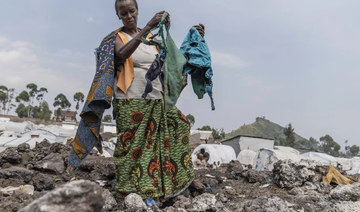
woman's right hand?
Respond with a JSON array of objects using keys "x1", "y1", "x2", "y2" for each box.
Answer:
[{"x1": 146, "y1": 11, "x2": 170, "y2": 29}]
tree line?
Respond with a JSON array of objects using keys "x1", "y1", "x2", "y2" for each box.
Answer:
[
  {"x1": 0, "y1": 83, "x2": 84, "y2": 121},
  {"x1": 280, "y1": 123, "x2": 359, "y2": 158}
]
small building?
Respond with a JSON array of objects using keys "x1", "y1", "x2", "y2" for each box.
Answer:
[
  {"x1": 191, "y1": 130, "x2": 214, "y2": 143},
  {"x1": 190, "y1": 130, "x2": 214, "y2": 151},
  {"x1": 53, "y1": 110, "x2": 76, "y2": 122},
  {"x1": 221, "y1": 135, "x2": 274, "y2": 157}
]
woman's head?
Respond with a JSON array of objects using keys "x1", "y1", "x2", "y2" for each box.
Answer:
[{"x1": 115, "y1": 0, "x2": 138, "y2": 28}]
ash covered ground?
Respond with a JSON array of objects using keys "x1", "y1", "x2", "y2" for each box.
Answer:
[{"x1": 0, "y1": 140, "x2": 359, "y2": 212}]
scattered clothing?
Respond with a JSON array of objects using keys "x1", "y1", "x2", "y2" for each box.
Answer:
[
  {"x1": 180, "y1": 27, "x2": 215, "y2": 110},
  {"x1": 323, "y1": 165, "x2": 354, "y2": 185}
]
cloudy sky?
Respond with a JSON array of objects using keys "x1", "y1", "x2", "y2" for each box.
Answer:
[{"x1": 1, "y1": 0, "x2": 360, "y2": 148}]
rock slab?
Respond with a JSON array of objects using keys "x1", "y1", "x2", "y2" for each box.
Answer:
[
  {"x1": 330, "y1": 183, "x2": 360, "y2": 201},
  {"x1": 124, "y1": 193, "x2": 147, "y2": 211},
  {"x1": 35, "y1": 153, "x2": 65, "y2": 174},
  {"x1": 19, "y1": 180, "x2": 105, "y2": 212}
]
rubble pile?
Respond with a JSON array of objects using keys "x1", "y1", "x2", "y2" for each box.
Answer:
[
  {"x1": 0, "y1": 141, "x2": 360, "y2": 212},
  {"x1": 273, "y1": 160, "x2": 318, "y2": 188}
]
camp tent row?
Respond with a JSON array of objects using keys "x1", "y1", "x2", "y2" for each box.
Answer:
[{"x1": 191, "y1": 134, "x2": 360, "y2": 175}]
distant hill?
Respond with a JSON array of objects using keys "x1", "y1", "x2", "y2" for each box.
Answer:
[{"x1": 225, "y1": 117, "x2": 307, "y2": 144}]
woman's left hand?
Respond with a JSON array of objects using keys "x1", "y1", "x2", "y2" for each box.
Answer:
[{"x1": 193, "y1": 23, "x2": 205, "y2": 37}]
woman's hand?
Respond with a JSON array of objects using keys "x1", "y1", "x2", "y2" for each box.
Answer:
[
  {"x1": 146, "y1": 11, "x2": 170, "y2": 29},
  {"x1": 193, "y1": 23, "x2": 205, "y2": 37}
]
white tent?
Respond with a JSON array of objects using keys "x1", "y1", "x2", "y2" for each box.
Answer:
[
  {"x1": 301, "y1": 152, "x2": 360, "y2": 175},
  {"x1": 237, "y1": 149, "x2": 258, "y2": 168},
  {"x1": 347, "y1": 157, "x2": 360, "y2": 175},
  {"x1": 192, "y1": 144, "x2": 236, "y2": 165},
  {"x1": 256, "y1": 146, "x2": 302, "y2": 170},
  {"x1": 301, "y1": 152, "x2": 335, "y2": 164}
]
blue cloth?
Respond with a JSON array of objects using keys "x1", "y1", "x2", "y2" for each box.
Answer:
[
  {"x1": 145, "y1": 198, "x2": 157, "y2": 207},
  {"x1": 67, "y1": 29, "x2": 119, "y2": 172},
  {"x1": 142, "y1": 49, "x2": 165, "y2": 98},
  {"x1": 180, "y1": 28, "x2": 215, "y2": 110}
]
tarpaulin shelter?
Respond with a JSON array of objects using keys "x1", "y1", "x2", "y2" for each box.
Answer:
[
  {"x1": 192, "y1": 144, "x2": 236, "y2": 165},
  {"x1": 255, "y1": 146, "x2": 302, "y2": 171}
]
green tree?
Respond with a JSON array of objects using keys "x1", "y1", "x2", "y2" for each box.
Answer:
[
  {"x1": 6, "y1": 88, "x2": 15, "y2": 115},
  {"x1": 53, "y1": 93, "x2": 71, "y2": 110},
  {"x1": 102, "y1": 114, "x2": 112, "y2": 122},
  {"x1": 346, "y1": 144, "x2": 360, "y2": 157},
  {"x1": 297, "y1": 137, "x2": 320, "y2": 150},
  {"x1": 283, "y1": 123, "x2": 295, "y2": 147},
  {"x1": 73, "y1": 92, "x2": 84, "y2": 122},
  {"x1": 198, "y1": 125, "x2": 212, "y2": 131},
  {"x1": 32, "y1": 101, "x2": 52, "y2": 120},
  {"x1": 186, "y1": 114, "x2": 195, "y2": 127},
  {"x1": 15, "y1": 103, "x2": 28, "y2": 118},
  {"x1": 16, "y1": 90, "x2": 30, "y2": 104},
  {"x1": 26, "y1": 83, "x2": 37, "y2": 116},
  {"x1": 0, "y1": 86, "x2": 15, "y2": 115},
  {"x1": 215, "y1": 128, "x2": 226, "y2": 140},
  {"x1": 36, "y1": 87, "x2": 48, "y2": 104},
  {"x1": 308, "y1": 137, "x2": 320, "y2": 150},
  {"x1": 25, "y1": 83, "x2": 48, "y2": 104},
  {"x1": 16, "y1": 90, "x2": 30, "y2": 117},
  {"x1": 349, "y1": 145, "x2": 360, "y2": 157},
  {"x1": 319, "y1": 134, "x2": 341, "y2": 157},
  {"x1": 54, "y1": 94, "x2": 71, "y2": 121},
  {"x1": 26, "y1": 83, "x2": 37, "y2": 102},
  {"x1": 0, "y1": 85, "x2": 8, "y2": 115},
  {"x1": 73, "y1": 92, "x2": 85, "y2": 111},
  {"x1": 56, "y1": 108, "x2": 62, "y2": 122}
]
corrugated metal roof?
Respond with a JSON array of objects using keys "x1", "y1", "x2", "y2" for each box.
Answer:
[
  {"x1": 221, "y1": 134, "x2": 275, "y2": 143},
  {"x1": 4, "y1": 137, "x2": 32, "y2": 147},
  {"x1": 0, "y1": 137, "x2": 18, "y2": 146},
  {"x1": 0, "y1": 121, "x2": 75, "y2": 149}
]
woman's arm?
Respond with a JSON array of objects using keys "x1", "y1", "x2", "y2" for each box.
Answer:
[
  {"x1": 114, "y1": 26, "x2": 151, "y2": 63},
  {"x1": 115, "y1": 11, "x2": 168, "y2": 63}
]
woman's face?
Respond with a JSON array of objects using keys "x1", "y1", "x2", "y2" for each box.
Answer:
[{"x1": 117, "y1": 0, "x2": 138, "y2": 29}]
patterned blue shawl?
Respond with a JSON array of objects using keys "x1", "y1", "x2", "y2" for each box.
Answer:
[{"x1": 67, "y1": 29, "x2": 120, "y2": 172}]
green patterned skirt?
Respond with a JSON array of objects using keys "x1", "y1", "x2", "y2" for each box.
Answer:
[{"x1": 112, "y1": 99, "x2": 194, "y2": 199}]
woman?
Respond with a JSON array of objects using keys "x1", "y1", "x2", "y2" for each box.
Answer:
[{"x1": 112, "y1": 0, "x2": 204, "y2": 199}]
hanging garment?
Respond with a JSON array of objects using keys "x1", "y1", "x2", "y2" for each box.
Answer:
[
  {"x1": 142, "y1": 49, "x2": 165, "y2": 98},
  {"x1": 141, "y1": 13, "x2": 187, "y2": 111},
  {"x1": 67, "y1": 29, "x2": 121, "y2": 172},
  {"x1": 180, "y1": 27, "x2": 215, "y2": 110}
]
